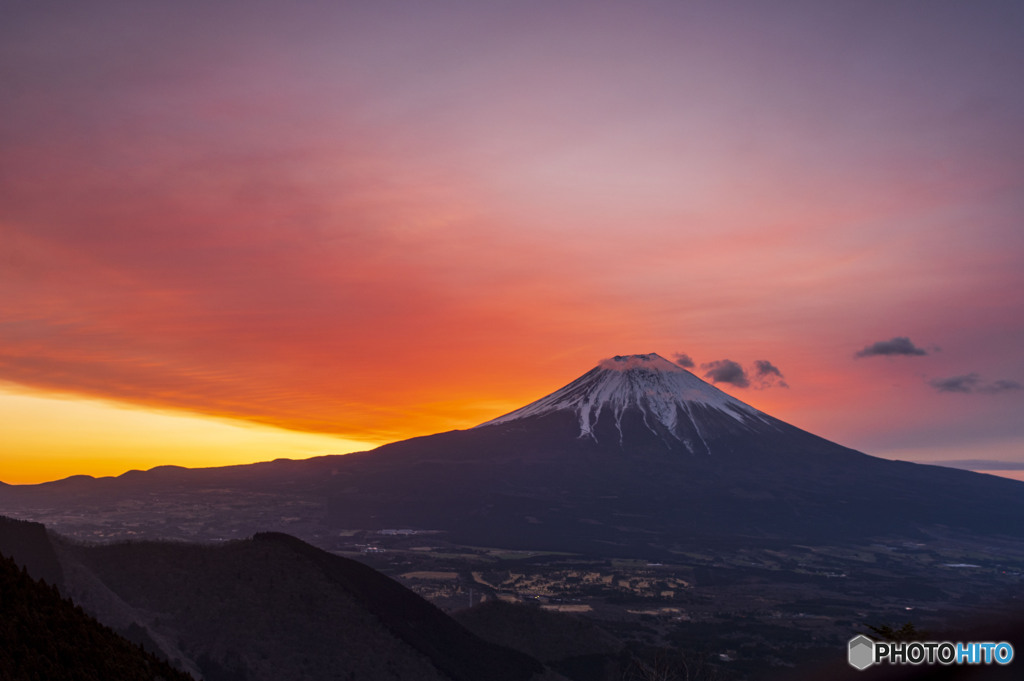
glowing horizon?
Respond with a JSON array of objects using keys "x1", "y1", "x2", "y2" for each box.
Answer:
[{"x1": 0, "y1": 386, "x2": 383, "y2": 484}]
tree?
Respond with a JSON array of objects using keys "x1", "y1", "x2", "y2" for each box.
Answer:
[{"x1": 864, "y1": 622, "x2": 924, "y2": 642}]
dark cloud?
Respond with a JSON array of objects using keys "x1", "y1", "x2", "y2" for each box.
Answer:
[
  {"x1": 672, "y1": 352, "x2": 695, "y2": 368},
  {"x1": 855, "y1": 336, "x2": 928, "y2": 358},
  {"x1": 929, "y1": 374, "x2": 980, "y2": 393},
  {"x1": 753, "y1": 359, "x2": 789, "y2": 389},
  {"x1": 754, "y1": 360, "x2": 782, "y2": 378},
  {"x1": 698, "y1": 358, "x2": 790, "y2": 389},
  {"x1": 701, "y1": 359, "x2": 749, "y2": 388},
  {"x1": 928, "y1": 374, "x2": 1022, "y2": 394}
]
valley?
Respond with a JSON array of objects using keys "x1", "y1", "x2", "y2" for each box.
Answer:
[
  {"x1": 8, "y1": 487, "x2": 1023, "y2": 678},
  {"x1": 338, "y1": 530, "x2": 1024, "y2": 676}
]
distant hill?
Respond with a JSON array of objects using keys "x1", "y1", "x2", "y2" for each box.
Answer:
[
  {"x1": 0, "y1": 516, "x2": 553, "y2": 681},
  {"x1": 0, "y1": 549, "x2": 194, "y2": 681}
]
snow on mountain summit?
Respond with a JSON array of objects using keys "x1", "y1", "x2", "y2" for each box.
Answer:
[
  {"x1": 596, "y1": 353, "x2": 682, "y2": 372},
  {"x1": 478, "y1": 353, "x2": 773, "y2": 450}
]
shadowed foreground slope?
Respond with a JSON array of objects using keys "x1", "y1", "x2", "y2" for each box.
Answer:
[
  {"x1": 0, "y1": 550, "x2": 194, "y2": 681},
  {"x1": 60, "y1": 532, "x2": 549, "y2": 681},
  {"x1": 0, "y1": 517, "x2": 552, "y2": 681}
]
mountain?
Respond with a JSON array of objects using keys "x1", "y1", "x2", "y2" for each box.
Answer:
[
  {"x1": 0, "y1": 517, "x2": 551, "y2": 681},
  {"x1": 322, "y1": 353, "x2": 1024, "y2": 551},
  {"x1": 3, "y1": 353, "x2": 1024, "y2": 555},
  {"x1": 0, "y1": 533, "x2": 193, "y2": 681}
]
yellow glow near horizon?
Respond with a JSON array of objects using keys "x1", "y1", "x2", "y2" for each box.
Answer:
[{"x1": 0, "y1": 387, "x2": 380, "y2": 484}]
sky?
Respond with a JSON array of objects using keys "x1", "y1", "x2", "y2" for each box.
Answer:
[{"x1": 2, "y1": 0, "x2": 1023, "y2": 484}]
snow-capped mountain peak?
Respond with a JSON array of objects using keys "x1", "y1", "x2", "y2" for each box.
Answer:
[{"x1": 478, "y1": 353, "x2": 772, "y2": 451}]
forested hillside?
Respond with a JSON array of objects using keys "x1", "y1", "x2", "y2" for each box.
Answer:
[{"x1": 0, "y1": 550, "x2": 194, "y2": 681}]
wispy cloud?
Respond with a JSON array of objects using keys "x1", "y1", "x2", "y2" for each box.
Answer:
[{"x1": 929, "y1": 374, "x2": 1022, "y2": 394}]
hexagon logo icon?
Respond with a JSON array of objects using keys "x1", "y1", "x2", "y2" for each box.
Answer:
[{"x1": 848, "y1": 635, "x2": 875, "y2": 670}]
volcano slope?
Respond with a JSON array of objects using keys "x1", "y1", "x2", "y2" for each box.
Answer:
[{"x1": 324, "y1": 354, "x2": 1024, "y2": 555}]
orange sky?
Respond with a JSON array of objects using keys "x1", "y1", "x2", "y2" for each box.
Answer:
[{"x1": 2, "y1": 1, "x2": 1023, "y2": 483}]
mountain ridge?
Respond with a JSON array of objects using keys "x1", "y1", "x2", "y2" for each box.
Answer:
[{"x1": 2, "y1": 353, "x2": 1024, "y2": 554}]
